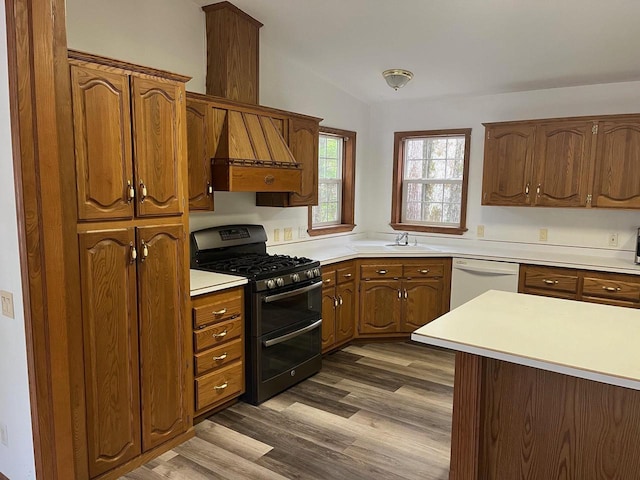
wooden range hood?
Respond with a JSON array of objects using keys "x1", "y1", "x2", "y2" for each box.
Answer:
[{"x1": 202, "y1": 1, "x2": 302, "y2": 193}]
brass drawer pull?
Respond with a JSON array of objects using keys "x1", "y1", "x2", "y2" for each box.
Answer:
[
  {"x1": 602, "y1": 286, "x2": 621, "y2": 292},
  {"x1": 543, "y1": 279, "x2": 558, "y2": 285},
  {"x1": 212, "y1": 353, "x2": 228, "y2": 361},
  {"x1": 343, "y1": 273, "x2": 353, "y2": 278},
  {"x1": 213, "y1": 382, "x2": 228, "y2": 391},
  {"x1": 212, "y1": 308, "x2": 227, "y2": 316},
  {"x1": 418, "y1": 269, "x2": 430, "y2": 274},
  {"x1": 376, "y1": 269, "x2": 388, "y2": 275},
  {"x1": 323, "y1": 278, "x2": 332, "y2": 283},
  {"x1": 212, "y1": 329, "x2": 228, "y2": 339}
]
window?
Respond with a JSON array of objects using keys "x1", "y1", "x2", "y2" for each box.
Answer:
[
  {"x1": 308, "y1": 127, "x2": 356, "y2": 235},
  {"x1": 391, "y1": 129, "x2": 471, "y2": 235}
]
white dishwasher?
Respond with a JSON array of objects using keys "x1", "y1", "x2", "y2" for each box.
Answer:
[{"x1": 450, "y1": 257, "x2": 520, "y2": 309}]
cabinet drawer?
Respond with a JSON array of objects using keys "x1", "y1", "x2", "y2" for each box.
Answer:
[
  {"x1": 582, "y1": 277, "x2": 640, "y2": 304},
  {"x1": 403, "y1": 264, "x2": 444, "y2": 279},
  {"x1": 194, "y1": 316, "x2": 243, "y2": 352},
  {"x1": 195, "y1": 361, "x2": 243, "y2": 411},
  {"x1": 193, "y1": 288, "x2": 243, "y2": 329},
  {"x1": 194, "y1": 337, "x2": 243, "y2": 375},
  {"x1": 523, "y1": 267, "x2": 578, "y2": 293},
  {"x1": 322, "y1": 269, "x2": 336, "y2": 288},
  {"x1": 360, "y1": 264, "x2": 402, "y2": 279},
  {"x1": 336, "y1": 264, "x2": 356, "y2": 284}
]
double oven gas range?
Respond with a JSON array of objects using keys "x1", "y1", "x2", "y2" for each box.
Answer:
[{"x1": 191, "y1": 225, "x2": 322, "y2": 405}]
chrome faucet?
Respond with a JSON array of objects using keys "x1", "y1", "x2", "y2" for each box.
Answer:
[{"x1": 395, "y1": 232, "x2": 409, "y2": 246}]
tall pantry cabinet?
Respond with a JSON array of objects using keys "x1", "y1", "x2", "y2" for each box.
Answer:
[{"x1": 69, "y1": 51, "x2": 192, "y2": 478}]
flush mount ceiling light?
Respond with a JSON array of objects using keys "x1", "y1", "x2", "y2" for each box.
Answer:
[{"x1": 382, "y1": 69, "x2": 414, "y2": 90}]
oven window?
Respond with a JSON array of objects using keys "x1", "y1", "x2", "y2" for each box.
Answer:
[
  {"x1": 260, "y1": 282, "x2": 321, "y2": 335},
  {"x1": 261, "y1": 321, "x2": 321, "y2": 381}
]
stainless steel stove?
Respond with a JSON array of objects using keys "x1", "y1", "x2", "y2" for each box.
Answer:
[{"x1": 191, "y1": 225, "x2": 322, "y2": 404}]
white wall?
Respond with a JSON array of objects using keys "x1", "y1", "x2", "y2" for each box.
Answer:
[
  {"x1": 368, "y1": 82, "x2": 640, "y2": 252},
  {"x1": 0, "y1": 6, "x2": 36, "y2": 479},
  {"x1": 66, "y1": 0, "x2": 371, "y2": 244}
]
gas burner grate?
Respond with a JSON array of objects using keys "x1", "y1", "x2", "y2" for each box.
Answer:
[{"x1": 200, "y1": 253, "x2": 315, "y2": 276}]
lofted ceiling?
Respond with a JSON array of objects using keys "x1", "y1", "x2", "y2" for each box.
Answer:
[{"x1": 191, "y1": 0, "x2": 640, "y2": 104}]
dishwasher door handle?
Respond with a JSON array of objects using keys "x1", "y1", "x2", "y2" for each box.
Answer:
[{"x1": 454, "y1": 264, "x2": 519, "y2": 276}]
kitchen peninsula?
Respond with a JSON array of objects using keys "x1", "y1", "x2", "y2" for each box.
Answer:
[{"x1": 412, "y1": 290, "x2": 640, "y2": 479}]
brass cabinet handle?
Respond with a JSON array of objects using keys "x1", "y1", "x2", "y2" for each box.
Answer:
[
  {"x1": 543, "y1": 279, "x2": 558, "y2": 285},
  {"x1": 140, "y1": 240, "x2": 149, "y2": 262},
  {"x1": 397, "y1": 289, "x2": 402, "y2": 299},
  {"x1": 207, "y1": 182, "x2": 213, "y2": 195},
  {"x1": 139, "y1": 180, "x2": 147, "y2": 202},
  {"x1": 333, "y1": 296, "x2": 338, "y2": 308},
  {"x1": 212, "y1": 308, "x2": 227, "y2": 316},
  {"x1": 212, "y1": 353, "x2": 228, "y2": 361},
  {"x1": 403, "y1": 289, "x2": 408, "y2": 299},
  {"x1": 130, "y1": 244, "x2": 137, "y2": 263},
  {"x1": 213, "y1": 382, "x2": 228, "y2": 391},
  {"x1": 338, "y1": 295, "x2": 343, "y2": 306},
  {"x1": 602, "y1": 286, "x2": 621, "y2": 292},
  {"x1": 343, "y1": 273, "x2": 353, "y2": 278},
  {"x1": 536, "y1": 184, "x2": 541, "y2": 196},
  {"x1": 212, "y1": 329, "x2": 228, "y2": 339},
  {"x1": 418, "y1": 269, "x2": 430, "y2": 274},
  {"x1": 264, "y1": 175, "x2": 275, "y2": 185},
  {"x1": 376, "y1": 269, "x2": 388, "y2": 275},
  {"x1": 127, "y1": 180, "x2": 135, "y2": 202},
  {"x1": 525, "y1": 183, "x2": 530, "y2": 195}
]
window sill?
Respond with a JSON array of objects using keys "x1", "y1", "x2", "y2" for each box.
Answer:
[
  {"x1": 307, "y1": 224, "x2": 356, "y2": 237},
  {"x1": 390, "y1": 223, "x2": 467, "y2": 235}
]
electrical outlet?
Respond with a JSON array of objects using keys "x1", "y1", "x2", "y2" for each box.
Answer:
[
  {"x1": 284, "y1": 227, "x2": 293, "y2": 241},
  {"x1": 273, "y1": 228, "x2": 280, "y2": 242},
  {"x1": 477, "y1": 225, "x2": 485, "y2": 238},
  {"x1": 608, "y1": 233, "x2": 619, "y2": 247},
  {"x1": 298, "y1": 226, "x2": 309, "y2": 239},
  {"x1": 0, "y1": 291, "x2": 14, "y2": 319},
  {"x1": 0, "y1": 422, "x2": 8, "y2": 447},
  {"x1": 539, "y1": 228, "x2": 548, "y2": 242}
]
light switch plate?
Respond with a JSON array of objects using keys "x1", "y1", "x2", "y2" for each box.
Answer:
[{"x1": 0, "y1": 291, "x2": 14, "y2": 319}]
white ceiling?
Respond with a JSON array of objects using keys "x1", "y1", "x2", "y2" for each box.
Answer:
[{"x1": 192, "y1": 0, "x2": 640, "y2": 104}]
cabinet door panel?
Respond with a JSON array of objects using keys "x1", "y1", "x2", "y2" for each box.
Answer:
[
  {"x1": 137, "y1": 224, "x2": 187, "y2": 450},
  {"x1": 593, "y1": 119, "x2": 640, "y2": 208},
  {"x1": 401, "y1": 280, "x2": 445, "y2": 332},
  {"x1": 288, "y1": 117, "x2": 319, "y2": 206},
  {"x1": 359, "y1": 281, "x2": 401, "y2": 334},
  {"x1": 321, "y1": 288, "x2": 336, "y2": 352},
  {"x1": 534, "y1": 121, "x2": 593, "y2": 207},
  {"x1": 71, "y1": 65, "x2": 134, "y2": 221},
  {"x1": 186, "y1": 100, "x2": 213, "y2": 211},
  {"x1": 78, "y1": 229, "x2": 141, "y2": 477},
  {"x1": 482, "y1": 124, "x2": 535, "y2": 206},
  {"x1": 132, "y1": 77, "x2": 184, "y2": 216},
  {"x1": 336, "y1": 282, "x2": 355, "y2": 344}
]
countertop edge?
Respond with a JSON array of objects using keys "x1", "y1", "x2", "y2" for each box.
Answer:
[{"x1": 190, "y1": 278, "x2": 248, "y2": 297}]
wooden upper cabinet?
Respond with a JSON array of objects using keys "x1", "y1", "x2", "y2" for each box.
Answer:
[
  {"x1": 592, "y1": 117, "x2": 640, "y2": 208},
  {"x1": 137, "y1": 224, "x2": 188, "y2": 451},
  {"x1": 78, "y1": 228, "x2": 141, "y2": 477},
  {"x1": 533, "y1": 121, "x2": 594, "y2": 207},
  {"x1": 186, "y1": 99, "x2": 214, "y2": 210},
  {"x1": 71, "y1": 64, "x2": 134, "y2": 221},
  {"x1": 132, "y1": 77, "x2": 185, "y2": 217},
  {"x1": 482, "y1": 124, "x2": 535, "y2": 206},
  {"x1": 288, "y1": 116, "x2": 320, "y2": 206}
]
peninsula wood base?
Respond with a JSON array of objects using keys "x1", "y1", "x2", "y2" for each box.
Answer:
[{"x1": 451, "y1": 352, "x2": 640, "y2": 480}]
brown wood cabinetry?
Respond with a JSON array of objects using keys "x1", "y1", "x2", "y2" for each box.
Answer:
[
  {"x1": 358, "y1": 259, "x2": 451, "y2": 337},
  {"x1": 519, "y1": 264, "x2": 640, "y2": 308},
  {"x1": 70, "y1": 52, "x2": 191, "y2": 479},
  {"x1": 191, "y1": 287, "x2": 245, "y2": 416},
  {"x1": 321, "y1": 261, "x2": 356, "y2": 352},
  {"x1": 483, "y1": 114, "x2": 640, "y2": 209}
]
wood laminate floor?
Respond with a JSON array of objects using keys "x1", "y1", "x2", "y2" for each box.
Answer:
[{"x1": 122, "y1": 342, "x2": 454, "y2": 480}]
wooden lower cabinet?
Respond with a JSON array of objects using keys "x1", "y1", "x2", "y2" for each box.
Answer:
[
  {"x1": 78, "y1": 224, "x2": 189, "y2": 478},
  {"x1": 358, "y1": 259, "x2": 451, "y2": 337},
  {"x1": 519, "y1": 264, "x2": 640, "y2": 308},
  {"x1": 191, "y1": 287, "x2": 245, "y2": 416},
  {"x1": 321, "y1": 261, "x2": 356, "y2": 352}
]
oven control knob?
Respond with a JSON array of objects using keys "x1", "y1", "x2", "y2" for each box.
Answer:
[
  {"x1": 313, "y1": 268, "x2": 321, "y2": 277},
  {"x1": 306, "y1": 270, "x2": 314, "y2": 279},
  {"x1": 266, "y1": 279, "x2": 276, "y2": 289},
  {"x1": 276, "y1": 277, "x2": 285, "y2": 287},
  {"x1": 291, "y1": 273, "x2": 300, "y2": 283}
]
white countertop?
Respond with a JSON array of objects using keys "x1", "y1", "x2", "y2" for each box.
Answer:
[
  {"x1": 411, "y1": 290, "x2": 640, "y2": 390},
  {"x1": 190, "y1": 269, "x2": 247, "y2": 297}
]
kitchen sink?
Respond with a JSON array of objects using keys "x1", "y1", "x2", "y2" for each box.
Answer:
[
  {"x1": 383, "y1": 244, "x2": 441, "y2": 252},
  {"x1": 348, "y1": 242, "x2": 441, "y2": 253}
]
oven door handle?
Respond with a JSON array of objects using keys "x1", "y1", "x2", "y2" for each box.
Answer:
[
  {"x1": 263, "y1": 319, "x2": 322, "y2": 348},
  {"x1": 262, "y1": 282, "x2": 322, "y2": 303}
]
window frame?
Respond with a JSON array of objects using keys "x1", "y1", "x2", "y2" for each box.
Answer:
[
  {"x1": 391, "y1": 128, "x2": 471, "y2": 235},
  {"x1": 308, "y1": 126, "x2": 357, "y2": 236}
]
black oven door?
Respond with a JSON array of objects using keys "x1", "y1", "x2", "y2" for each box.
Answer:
[{"x1": 254, "y1": 280, "x2": 322, "y2": 337}]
